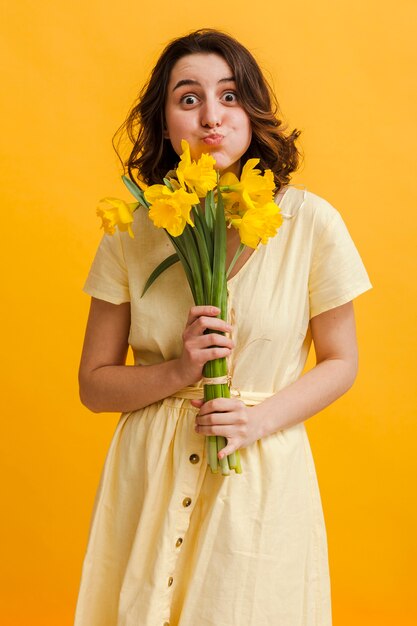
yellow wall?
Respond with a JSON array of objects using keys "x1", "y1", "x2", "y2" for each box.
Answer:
[{"x1": 1, "y1": 1, "x2": 416, "y2": 624}]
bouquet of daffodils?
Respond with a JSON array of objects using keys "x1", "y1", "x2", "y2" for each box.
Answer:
[{"x1": 96, "y1": 140, "x2": 283, "y2": 475}]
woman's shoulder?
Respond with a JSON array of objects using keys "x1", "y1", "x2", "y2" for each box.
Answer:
[
  {"x1": 280, "y1": 185, "x2": 344, "y2": 237},
  {"x1": 118, "y1": 203, "x2": 175, "y2": 267},
  {"x1": 281, "y1": 185, "x2": 340, "y2": 220},
  {"x1": 121, "y1": 202, "x2": 168, "y2": 245}
]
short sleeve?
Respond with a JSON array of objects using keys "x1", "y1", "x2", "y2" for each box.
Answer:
[
  {"x1": 82, "y1": 229, "x2": 130, "y2": 304},
  {"x1": 309, "y1": 209, "x2": 372, "y2": 318}
]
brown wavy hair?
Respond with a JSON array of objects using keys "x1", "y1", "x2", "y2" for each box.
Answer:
[{"x1": 113, "y1": 28, "x2": 303, "y2": 192}]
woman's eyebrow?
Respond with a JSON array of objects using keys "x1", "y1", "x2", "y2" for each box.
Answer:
[{"x1": 172, "y1": 76, "x2": 235, "y2": 92}]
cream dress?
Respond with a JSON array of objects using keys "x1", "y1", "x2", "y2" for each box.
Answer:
[{"x1": 74, "y1": 185, "x2": 372, "y2": 626}]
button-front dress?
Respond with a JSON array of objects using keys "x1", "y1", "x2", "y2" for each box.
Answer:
[{"x1": 74, "y1": 186, "x2": 372, "y2": 626}]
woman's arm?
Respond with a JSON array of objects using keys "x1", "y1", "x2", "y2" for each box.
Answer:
[
  {"x1": 78, "y1": 297, "x2": 233, "y2": 413},
  {"x1": 193, "y1": 301, "x2": 359, "y2": 458},
  {"x1": 257, "y1": 300, "x2": 358, "y2": 436}
]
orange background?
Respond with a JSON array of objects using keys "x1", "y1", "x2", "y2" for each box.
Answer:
[{"x1": 1, "y1": 1, "x2": 416, "y2": 624}]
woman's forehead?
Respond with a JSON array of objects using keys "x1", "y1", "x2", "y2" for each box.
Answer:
[{"x1": 168, "y1": 53, "x2": 234, "y2": 86}]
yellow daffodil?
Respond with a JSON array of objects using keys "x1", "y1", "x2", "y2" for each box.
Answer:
[
  {"x1": 176, "y1": 139, "x2": 217, "y2": 197},
  {"x1": 218, "y1": 159, "x2": 283, "y2": 247},
  {"x1": 230, "y1": 202, "x2": 283, "y2": 248},
  {"x1": 96, "y1": 197, "x2": 137, "y2": 238},
  {"x1": 219, "y1": 159, "x2": 276, "y2": 214},
  {"x1": 144, "y1": 184, "x2": 199, "y2": 236}
]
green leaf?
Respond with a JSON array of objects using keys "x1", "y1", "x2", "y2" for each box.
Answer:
[
  {"x1": 181, "y1": 227, "x2": 205, "y2": 305},
  {"x1": 163, "y1": 177, "x2": 175, "y2": 191},
  {"x1": 205, "y1": 189, "x2": 215, "y2": 230},
  {"x1": 226, "y1": 242, "x2": 245, "y2": 278},
  {"x1": 141, "y1": 253, "x2": 180, "y2": 297},
  {"x1": 193, "y1": 225, "x2": 212, "y2": 302},
  {"x1": 167, "y1": 233, "x2": 198, "y2": 303},
  {"x1": 122, "y1": 175, "x2": 149, "y2": 207}
]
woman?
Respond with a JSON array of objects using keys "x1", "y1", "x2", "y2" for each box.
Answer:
[{"x1": 74, "y1": 29, "x2": 371, "y2": 626}]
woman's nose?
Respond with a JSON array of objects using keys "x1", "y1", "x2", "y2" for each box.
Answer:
[{"x1": 200, "y1": 99, "x2": 222, "y2": 128}]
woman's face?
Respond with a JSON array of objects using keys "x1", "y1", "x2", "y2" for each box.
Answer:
[{"x1": 164, "y1": 52, "x2": 252, "y2": 177}]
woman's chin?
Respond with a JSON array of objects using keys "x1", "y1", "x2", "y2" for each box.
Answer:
[{"x1": 216, "y1": 160, "x2": 241, "y2": 177}]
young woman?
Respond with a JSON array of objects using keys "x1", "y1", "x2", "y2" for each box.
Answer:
[{"x1": 74, "y1": 29, "x2": 371, "y2": 626}]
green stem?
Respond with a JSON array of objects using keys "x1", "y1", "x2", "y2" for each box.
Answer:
[
  {"x1": 194, "y1": 205, "x2": 214, "y2": 265},
  {"x1": 234, "y1": 450, "x2": 243, "y2": 474},
  {"x1": 226, "y1": 242, "x2": 246, "y2": 279},
  {"x1": 211, "y1": 188, "x2": 227, "y2": 309},
  {"x1": 193, "y1": 222, "x2": 212, "y2": 303},
  {"x1": 204, "y1": 189, "x2": 215, "y2": 231},
  {"x1": 217, "y1": 436, "x2": 230, "y2": 475},
  {"x1": 203, "y1": 187, "x2": 241, "y2": 475},
  {"x1": 181, "y1": 227, "x2": 205, "y2": 305},
  {"x1": 167, "y1": 234, "x2": 197, "y2": 302},
  {"x1": 208, "y1": 435, "x2": 219, "y2": 473}
]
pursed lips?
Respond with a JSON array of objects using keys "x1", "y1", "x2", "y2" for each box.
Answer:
[{"x1": 202, "y1": 134, "x2": 224, "y2": 145}]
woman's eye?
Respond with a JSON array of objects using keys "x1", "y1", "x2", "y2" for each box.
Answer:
[
  {"x1": 181, "y1": 95, "x2": 198, "y2": 105},
  {"x1": 223, "y1": 91, "x2": 238, "y2": 103}
]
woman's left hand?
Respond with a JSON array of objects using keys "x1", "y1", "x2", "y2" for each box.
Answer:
[{"x1": 191, "y1": 397, "x2": 264, "y2": 459}]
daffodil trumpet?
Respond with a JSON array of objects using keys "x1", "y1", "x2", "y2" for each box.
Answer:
[{"x1": 96, "y1": 139, "x2": 284, "y2": 475}]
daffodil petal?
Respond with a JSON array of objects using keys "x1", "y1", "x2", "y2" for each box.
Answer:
[
  {"x1": 96, "y1": 197, "x2": 135, "y2": 237},
  {"x1": 219, "y1": 172, "x2": 239, "y2": 187}
]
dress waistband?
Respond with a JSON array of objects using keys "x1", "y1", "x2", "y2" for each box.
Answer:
[{"x1": 170, "y1": 385, "x2": 275, "y2": 406}]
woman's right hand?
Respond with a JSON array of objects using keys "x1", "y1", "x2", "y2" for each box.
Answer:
[{"x1": 178, "y1": 305, "x2": 234, "y2": 384}]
